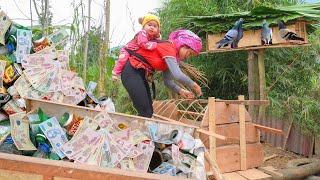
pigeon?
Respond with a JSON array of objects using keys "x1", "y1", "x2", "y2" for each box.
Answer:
[
  {"x1": 216, "y1": 18, "x2": 243, "y2": 49},
  {"x1": 277, "y1": 19, "x2": 304, "y2": 43},
  {"x1": 231, "y1": 18, "x2": 244, "y2": 48},
  {"x1": 261, "y1": 19, "x2": 272, "y2": 45}
]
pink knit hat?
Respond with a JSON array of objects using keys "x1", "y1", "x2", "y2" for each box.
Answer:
[{"x1": 169, "y1": 30, "x2": 202, "y2": 62}]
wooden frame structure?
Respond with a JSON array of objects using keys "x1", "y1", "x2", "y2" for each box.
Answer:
[{"x1": 153, "y1": 96, "x2": 284, "y2": 174}]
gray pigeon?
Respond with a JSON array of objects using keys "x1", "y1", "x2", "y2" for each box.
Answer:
[
  {"x1": 231, "y1": 18, "x2": 244, "y2": 48},
  {"x1": 277, "y1": 19, "x2": 304, "y2": 43},
  {"x1": 216, "y1": 18, "x2": 243, "y2": 49},
  {"x1": 261, "y1": 19, "x2": 272, "y2": 45}
]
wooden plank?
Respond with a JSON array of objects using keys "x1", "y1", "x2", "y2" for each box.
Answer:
[
  {"x1": 223, "y1": 172, "x2": 248, "y2": 180},
  {"x1": 54, "y1": 177, "x2": 77, "y2": 180},
  {"x1": 202, "y1": 102, "x2": 253, "y2": 127},
  {"x1": 204, "y1": 43, "x2": 310, "y2": 53},
  {"x1": 25, "y1": 98, "x2": 198, "y2": 129},
  {"x1": 0, "y1": 169, "x2": 43, "y2": 180},
  {"x1": 197, "y1": 128, "x2": 226, "y2": 140},
  {"x1": 215, "y1": 100, "x2": 270, "y2": 106},
  {"x1": 200, "y1": 122, "x2": 260, "y2": 148},
  {"x1": 208, "y1": 97, "x2": 216, "y2": 161},
  {"x1": 237, "y1": 168, "x2": 272, "y2": 180},
  {"x1": 0, "y1": 153, "x2": 186, "y2": 180},
  {"x1": 239, "y1": 95, "x2": 247, "y2": 170},
  {"x1": 216, "y1": 143, "x2": 264, "y2": 173},
  {"x1": 253, "y1": 124, "x2": 284, "y2": 135}
]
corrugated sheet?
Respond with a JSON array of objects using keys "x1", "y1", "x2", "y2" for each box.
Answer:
[{"x1": 253, "y1": 117, "x2": 314, "y2": 157}]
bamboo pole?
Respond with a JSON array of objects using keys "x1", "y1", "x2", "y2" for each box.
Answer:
[
  {"x1": 258, "y1": 49, "x2": 266, "y2": 122},
  {"x1": 82, "y1": 0, "x2": 91, "y2": 84}
]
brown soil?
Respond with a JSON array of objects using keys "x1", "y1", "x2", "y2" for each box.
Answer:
[{"x1": 262, "y1": 142, "x2": 306, "y2": 169}]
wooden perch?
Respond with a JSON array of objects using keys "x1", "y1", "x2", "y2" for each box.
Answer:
[
  {"x1": 253, "y1": 124, "x2": 284, "y2": 135},
  {"x1": 215, "y1": 100, "x2": 270, "y2": 106},
  {"x1": 197, "y1": 129, "x2": 226, "y2": 140}
]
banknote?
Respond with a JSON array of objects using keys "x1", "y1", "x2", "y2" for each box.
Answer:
[
  {"x1": 57, "y1": 50, "x2": 70, "y2": 70},
  {"x1": 39, "y1": 116, "x2": 68, "y2": 158},
  {"x1": 0, "y1": 60, "x2": 6, "y2": 91},
  {"x1": 132, "y1": 142, "x2": 155, "y2": 173},
  {"x1": 74, "y1": 134, "x2": 103, "y2": 164},
  {"x1": 47, "y1": 28, "x2": 69, "y2": 46},
  {"x1": 171, "y1": 144, "x2": 192, "y2": 173},
  {"x1": 37, "y1": 69, "x2": 57, "y2": 93},
  {"x1": 23, "y1": 85, "x2": 47, "y2": 100},
  {"x1": 62, "y1": 88, "x2": 86, "y2": 105},
  {"x1": 128, "y1": 129, "x2": 150, "y2": 145},
  {"x1": 0, "y1": 11, "x2": 12, "y2": 45},
  {"x1": 61, "y1": 127, "x2": 100, "y2": 159},
  {"x1": 13, "y1": 74, "x2": 32, "y2": 98},
  {"x1": 72, "y1": 116, "x2": 99, "y2": 137},
  {"x1": 35, "y1": 45, "x2": 58, "y2": 60},
  {"x1": 152, "y1": 162, "x2": 176, "y2": 176},
  {"x1": 21, "y1": 54, "x2": 53, "y2": 69},
  {"x1": 60, "y1": 69, "x2": 77, "y2": 90},
  {"x1": 87, "y1": 81, "x2": 99, "y2": 103},
  {"x1": 9, "y1": 112, "x2": 37, "y2": 150},
  {"x1": 2, "y1": 99, "x2": 25, "y2": 115},
  {"x1": 94, "y1": 111, "x2": 121, "y2": 135},
  {"x1": 48, "y1": 65, "x2": 61, "y2": 92},
  {"x1": 73, "y1": 76, "x2": 85, "y2": 90},
  {"x1": 114, "y1": 128, "x2": 131, "y2": 141},
  {"x1": 43, "y1": 91, "x2": 64, "y2": 103},
  {"x1": 128, "y1": 145, "x2": 143, "y2": 158},
  {"x1": 120, "y1": 158, "x2": 136, "y2": 171},
  {"x1": 106, "y1": 133, "x2": 129, "y2": 167},
  {"x1": 100, "y1": 133, "x2": 113, "y2": 167},
  {"x1": 16, "y1": 29, "x2": 32, "y2": 63},
  {"x1": 7, "y1": 86, "x2": 26, "y2": 108}
]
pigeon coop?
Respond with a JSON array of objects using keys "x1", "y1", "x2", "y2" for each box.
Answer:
[
  {"x1": 206, "y1": 18, "x2": 310, "y2": 53},
  {"x1": 153, "y1": 97, "x2": 284, "y2": 176}
]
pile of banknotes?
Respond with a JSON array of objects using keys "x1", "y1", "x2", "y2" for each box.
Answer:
[{"x1": 7, "y1": 109, "x2": 205, "y2": 178}]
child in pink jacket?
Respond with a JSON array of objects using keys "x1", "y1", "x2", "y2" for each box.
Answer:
[{"x1": 112, "y1": 14, "x2": 161, "y2": 81}]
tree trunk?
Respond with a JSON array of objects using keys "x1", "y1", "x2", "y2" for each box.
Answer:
[
  {"x1": 82, "y1": 0, "x2": 91, "y2": 84},
  {"x1": 258, "y1": 49, "x2": 266, "y2": 122},
  {"x1": 98, "y1": 0, "x2": 110, "y2": 97}
]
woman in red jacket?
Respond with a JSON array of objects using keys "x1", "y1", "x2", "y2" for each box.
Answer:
[{"x1": 121, "y1": 30, "x2": 203, "y2": 118}]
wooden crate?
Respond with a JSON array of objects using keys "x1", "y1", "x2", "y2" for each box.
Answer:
[
  {"x1": 206, "y1": 20, "x2": 309, "y2": 52},
  {"x1": 0, "y1": 98, "x2": 207, "y2": 180}
]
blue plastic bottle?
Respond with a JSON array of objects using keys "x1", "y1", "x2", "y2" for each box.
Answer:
[
  {"x1": 32, "y1": 142, "x2": 50, "y2": 158},
  {"x1": 0, "y1": 43, "x2": 14, "y2": 56},
  {"x1": 0, "y1": 135, "x2": 22, "y2": 155}
]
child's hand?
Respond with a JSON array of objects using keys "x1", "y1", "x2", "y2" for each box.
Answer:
[
  {"x1": 112, "y1": 75, "x2": 118, "y2": 81},
  {"x1": 155, "y1": 33, "x2": 162, "y2": 40}
]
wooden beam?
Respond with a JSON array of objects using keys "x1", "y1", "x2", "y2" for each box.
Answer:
[
  {"x1": 208, "y1": 97, "x2": 216, "y2": 161},
  {"x1": 238, "y1": 95, "x2": 247, "y2": 170},
  {"x1": 177, "y1": 110, "x2": 204, "y2": 116},
  {"x1": 215, "y1": 100, "x2": 270, "y2": 106},
  {"x1": 197, "y1": 128, "x2": 226, "y2": 140},
  {"x1": 253, "y1": 124, "x2": 285, "y2": 135},
  {"x1": 204, "y1": 43, "x2": 311, "y2": 53}
]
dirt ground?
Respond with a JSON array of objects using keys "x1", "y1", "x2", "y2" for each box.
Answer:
[{"x1": 262, "y1": 142, "x2": 306, "y2": 169}]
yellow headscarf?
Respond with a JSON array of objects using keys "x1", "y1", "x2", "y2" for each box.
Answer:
[{"x1": 141, "y1": 14, "x2": 160, "y2": 29}]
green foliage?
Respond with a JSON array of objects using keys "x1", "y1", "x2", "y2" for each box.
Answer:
[{"x1": 180, "y1": 2, "x2": 320, "y2": 35}]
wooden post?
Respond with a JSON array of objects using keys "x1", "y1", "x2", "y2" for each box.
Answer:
[
  {"x1": 258, "y1": 49, "x2": 266, "y2": 122},
  {"x1": 238, "y1": 95, "x2": 247, "y2": 170},
  {"x1": 208, "y1": 97, "x2": 216, "y2": 161},
  {"x1": 248, "y1": 50, "x2": 255, "y2": 118}
]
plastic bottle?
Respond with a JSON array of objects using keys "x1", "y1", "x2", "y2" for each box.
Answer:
[
  {"x1": 36, "y1": 108, "x2": 51, "y2": 145},
  {"x1": 0, "y1": 43, "x2": 14, "y2": 56},
  {"x1": 32, "y1": 142, "x2": 50, "y2": 158},
  {"x1": 0, "y1": 135, "x2": 22, "y2": 155}
]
